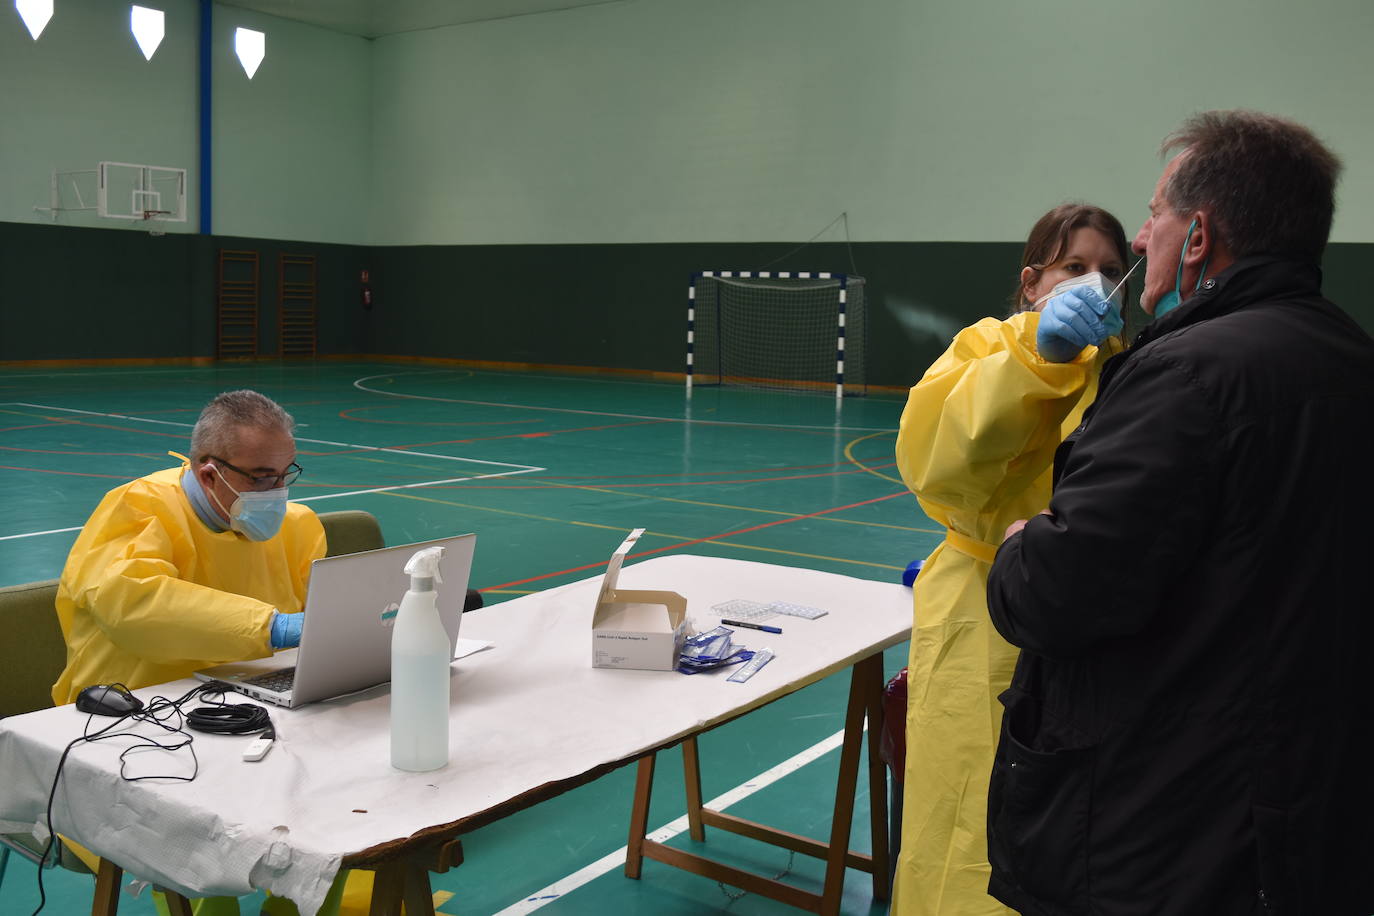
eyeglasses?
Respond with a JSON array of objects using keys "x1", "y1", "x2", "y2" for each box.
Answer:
[{"x1": 209, "y1": 456, "x2": 303, "y2": 491}]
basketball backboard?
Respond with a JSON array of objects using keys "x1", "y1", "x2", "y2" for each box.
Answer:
[{"x1": 98, "y1": 162, "x2": 187, "y2": 222}]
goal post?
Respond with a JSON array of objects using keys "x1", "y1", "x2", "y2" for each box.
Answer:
[{"x1": 686, "y1": 270, "x2": 867, "y2": 398}]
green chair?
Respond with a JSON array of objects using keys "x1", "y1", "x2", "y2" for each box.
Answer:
[
  {"x1": 318, "y1": 510, "x2": 483, "y2": 610},
  {"x1": 0, "y1": 578, "x2": 64, "y2": 720},
  {"x1": 0, "y1": 577, "x2": 141, "y2": 911},
  {"x1": 317, "y1": 509, "x2": 385, "y2": 558}
]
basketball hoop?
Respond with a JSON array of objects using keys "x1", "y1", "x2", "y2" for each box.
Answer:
[{"x1": 142, "y1": 209, "x2": 170, "y2": 237}]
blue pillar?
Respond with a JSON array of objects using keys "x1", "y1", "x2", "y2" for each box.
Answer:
[{"x1": 198, "y1": 0, "x2": 212, "y2": 234}]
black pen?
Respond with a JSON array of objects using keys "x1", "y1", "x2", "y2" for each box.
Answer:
[{"x1": 721, "y1": 619, "x2": 782, "y2": 634}]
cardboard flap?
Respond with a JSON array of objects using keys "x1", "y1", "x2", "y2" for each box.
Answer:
[{"x1": 595, "y1": 527, "x2": 645, "y2": 608}]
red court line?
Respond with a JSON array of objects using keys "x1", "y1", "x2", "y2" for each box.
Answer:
[
  {"x1": 417, "y1": 418, "x2": 671, "y2": 447},
  {"x1": 337, "y1": 408, "x2": 544, "y2": 428},
  {"x1": 0, "y1": 464, "x2": 133, "y2": 480},
  {"x1": 0, "y1": 445, "x2": 166, "y2": 459},
  {"x1": 387, "y1": 463, "x2": 898, "y2": 491},
  {"x1": 306, "y1": 419, "x2": 671, "y2": 457},
  {"x1": 0, "y1": 423, "x2": 68, "y2": 433},
  {"x1": 34, "y1": 416, "x2": 189, "y2": 441},
  {"x1": 529, "y1": 459, "x2": 892, "y2": 480},
  {"x1": 482, "y1": 490, "x2": 909, "y2": 592}
]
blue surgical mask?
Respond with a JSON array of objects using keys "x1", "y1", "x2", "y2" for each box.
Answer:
[
  {"x1": 1154, "y1": 218, "x2": 1210, "y2": 318},
  {"x1": 209, "y1": 464, "x2": 289, "y2": 541}
]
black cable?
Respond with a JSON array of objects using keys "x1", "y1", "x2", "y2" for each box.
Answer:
[
  {"x1": 30, "y1": 681, "x2": 261, "y2": 916},
  {"x1": 186, "y1": 702, "x2": 273, "y2": 737}
]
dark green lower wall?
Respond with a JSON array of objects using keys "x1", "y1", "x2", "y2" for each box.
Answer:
[
  {"x1": 5, "y1": 220, "x2": 1373, "y2": 390},
  {"x1": 0, "y1": 221, "x2": 370, "y2": 362}
]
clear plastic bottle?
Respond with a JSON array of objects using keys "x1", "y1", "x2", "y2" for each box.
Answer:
[{"x1": 390, "y1": 545, "x2": 451, "y2": 771}]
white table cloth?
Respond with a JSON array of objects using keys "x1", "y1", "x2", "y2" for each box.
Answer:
[{"x1": 0, "y1": 555, "x2": 912, "y2": 914}]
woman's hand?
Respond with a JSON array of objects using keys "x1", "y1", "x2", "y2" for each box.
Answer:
[{"x1": 1003, "y1": 509, "x2": 1053, "y2": 542}]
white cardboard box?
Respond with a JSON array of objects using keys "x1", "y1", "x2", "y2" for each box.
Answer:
[{"x1": 591, "y1": 529, "x2": 688, "y2": 671}]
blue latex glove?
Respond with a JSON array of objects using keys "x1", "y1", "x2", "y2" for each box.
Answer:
[
  {"x1": 269, "y1": 610, "x2": 304, "y2": 649},
  {"x1": 1036, "y1": 287, "x2": 1119, "y2": 362}
]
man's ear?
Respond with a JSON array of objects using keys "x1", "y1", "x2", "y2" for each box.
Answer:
[{"x1": 1184, "y1": 211, "x2": 1214, "y2": 268}]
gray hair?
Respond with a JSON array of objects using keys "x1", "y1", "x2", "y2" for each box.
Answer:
[
  {"x1": 189, "y1": 390, "x2": 295, "y2": 463},
  {"x1": 1161, "y1": 110, "x2": 1341, "y2": 261}
]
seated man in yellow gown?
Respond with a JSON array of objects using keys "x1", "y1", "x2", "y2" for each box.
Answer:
[
  {"x1": 54, "y1": 389, "x2": 322, "y2": 705},
  {"x1": 52, "y1": 389, "x2": 368, "y2": 916}
]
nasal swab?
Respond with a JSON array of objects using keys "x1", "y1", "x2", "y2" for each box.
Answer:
[{"x1": 1107, "y1": 258, "x2": 1145, "y2": 303}]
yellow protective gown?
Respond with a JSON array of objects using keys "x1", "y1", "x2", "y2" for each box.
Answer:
[
  {"x1": 53, "y1": 464, "x2": 325, "y2": 705},
  {"x1": 890, "y1": 310, "x2": 1121, "y2": 915}
]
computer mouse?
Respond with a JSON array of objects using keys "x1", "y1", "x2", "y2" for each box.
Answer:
[{"x1": 75, "y1": 684, "x2": 145, "y2": 717}]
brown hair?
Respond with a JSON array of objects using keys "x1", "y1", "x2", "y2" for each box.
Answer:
[
  {"x1": 1161, "y1": 109, "x2": 1341, "y2": 261},
  {"x1": 1010, "y1": 203, "x2": 1132, "y2": 314}
]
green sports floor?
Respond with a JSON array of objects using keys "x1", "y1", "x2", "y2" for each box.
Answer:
[{"x1": 0, "y1": 361, "x2": 938, "y2": 915}]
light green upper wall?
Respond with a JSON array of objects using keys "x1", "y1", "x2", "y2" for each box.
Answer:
[
  {"x1": 211, "y1": 7, "x2": 370, "y2": 243},
  {"x1": 0, "y1": 0, "x2": 197, "y2": 228},
  {"x1": 369, "y1": 0, "x2": 1374, "y2": 245},
  {"x1": 0, "y1": 0, "x2": 369, "y2": 244},
  {"x1": 4, "y1": 0, "x2": 1371, "y2": 247}
]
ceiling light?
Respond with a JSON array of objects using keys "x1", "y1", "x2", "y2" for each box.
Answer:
[
  {"x1": 16, "y1": 0, "x2": 53, "y2": 40},
  {"x1": 235, "y1": 27, "x2": 265, "y2": 79},
  {"x1": 130, "y1": 6, "x2": 164, "y2": 60}
]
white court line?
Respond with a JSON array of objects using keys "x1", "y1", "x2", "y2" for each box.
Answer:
[
  {"x1": 352, "y1": 373, "x2": 897, "y2": 433},
  {"x1": 0, "y1": 403, "x2": 547, "y2": 541},
  {"x1": 3, "y1": 402, "x2": 545, "y2": 473},
  {"x1": 0, "y1": 526, "x2": 83, "y2": 542},
  {"x1": 493, "y1": 727, "x2": 853, "y2": 915}
]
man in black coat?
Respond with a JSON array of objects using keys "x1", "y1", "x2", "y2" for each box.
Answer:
[{"x1": 985, "y1": 110, "x2": 1374, "y2": 915}]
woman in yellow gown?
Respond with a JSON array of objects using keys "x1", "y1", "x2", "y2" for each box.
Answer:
[{"x1": 890, "y1": 203, "x2": 1132, "y2": 915}]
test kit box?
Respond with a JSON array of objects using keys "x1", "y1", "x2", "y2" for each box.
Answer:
[{"x1": 591, "y1": 529, "x2": 689, "y2": 671}]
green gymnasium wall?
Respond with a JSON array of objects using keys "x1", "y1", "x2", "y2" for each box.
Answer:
[
  {"x1": 0, "y1": 221, "x2": 370, "y2": 361},
  {"x1": 368, "y1": 0, "x2": 1374, "y2": 246},
  {"x1": 0, "y1": 0, "x2": 369, "y2": 243},
  {"x1": 3, "y1": 0, "x2": 1374, "y2": 388},
  {"x1": 5, "y1": 228, "x2": 1371, "y2": 391}
]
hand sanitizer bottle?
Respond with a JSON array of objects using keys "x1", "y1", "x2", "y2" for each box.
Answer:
[{"x1": 390, "y1": 545, "x2": 450, "y2": 771}]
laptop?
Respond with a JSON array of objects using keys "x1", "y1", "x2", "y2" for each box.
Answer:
[{"x1": 195, "y1": 533, "x2": 476, "y2": 708}]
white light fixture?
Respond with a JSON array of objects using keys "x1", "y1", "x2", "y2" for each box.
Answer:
[
  {"x1": 130, "y1": 6, "x2": 164, "y2": 60},
  {"x1": 234, "y1": 27, "x2": 265, "y2": 79},
  {"x1": 16, "y1": 0, "x2": 53, "y2": 40}
]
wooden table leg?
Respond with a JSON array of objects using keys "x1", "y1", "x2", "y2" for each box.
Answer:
[
  {"x1": 364, "y1": 841, "x2": 456, "y2": 916},
  {"x1": 818, "y1": 654, "x2": 883, "y2": 916},
  {"x1": 624, "y1": 753, "x2": 657, "y2": 878},
  {"x1": 864, "y1": 655, "x2": 892, "y2": 901},
  {"x1": 682, "y1": 737, "x2": 706, "y2": 842},
  {"x1": 92, "y1": 858, "x2": 122, "y2": 916},
  {"x1": 368, "y1": 861, "x2": 404, "y2": 916},
  {"x1": 400, "y1": 862, "x2": 437, "y2": 916},
  {"x1": 160, "y1": 891, "x2": 195, "y2": 916}
]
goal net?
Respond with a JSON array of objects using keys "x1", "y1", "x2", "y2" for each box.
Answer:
[{"x1": 687, "y1": 271, "x2": 867, "y2": 397}]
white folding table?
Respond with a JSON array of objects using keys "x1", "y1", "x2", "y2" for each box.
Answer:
[{"x1": 0, "y1": 555, "x2": 912, "y2": 915}]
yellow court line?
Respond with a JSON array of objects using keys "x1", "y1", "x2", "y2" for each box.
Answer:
[
  {"x1": 527, "y1": 478, "x2": 939, "y2": 535},
  {"x1": 844, "y1": 430, "x2": 907, "y2": 486},
  {"x1": 334, "y1": 454, "x2": 460, "y2": 472},
  {"x1": 383, "y1": 490, "x2": 906, "y2": 571},
  {"x1": 1, "y1": 406, "x2": 73, "y2": 421}
]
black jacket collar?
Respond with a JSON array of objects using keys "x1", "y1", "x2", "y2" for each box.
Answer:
[{"x1": 1133, "y1": 255, "x2": 1324, "y2": 349}]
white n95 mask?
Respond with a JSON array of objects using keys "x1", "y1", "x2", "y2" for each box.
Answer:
[{"x1": 1046, "y1": 271, "x2": 1123, "y2": 309}]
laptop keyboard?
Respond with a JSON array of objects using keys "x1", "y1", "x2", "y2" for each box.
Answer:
[{"x1": 242, "y1": 667, "x2": 296, "y2": 693}]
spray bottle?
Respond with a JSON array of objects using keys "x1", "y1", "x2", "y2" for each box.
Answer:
[{"x1": 390, "y1": 545, "x2": 451, "y2": 771}]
